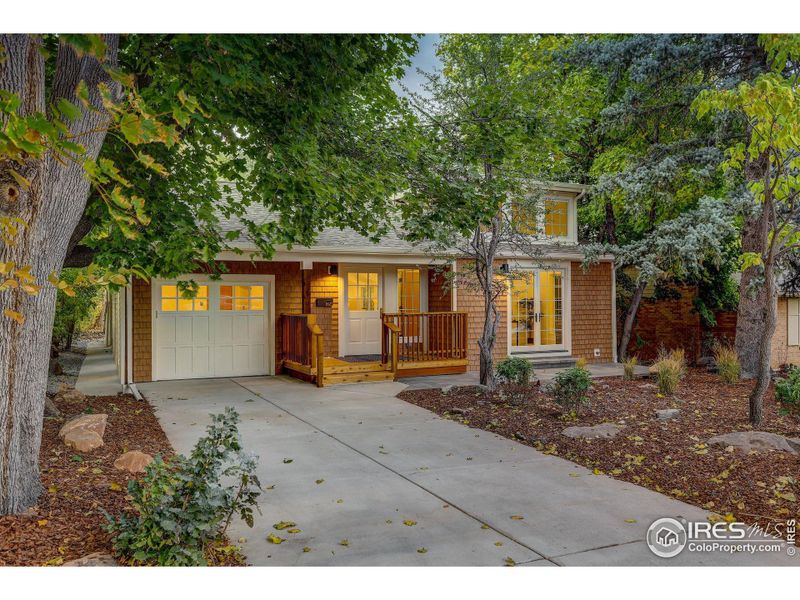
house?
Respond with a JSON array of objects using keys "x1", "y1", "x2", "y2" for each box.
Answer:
[{"x1": 109, "y1": 182, "x2": 617, "y2": 387}]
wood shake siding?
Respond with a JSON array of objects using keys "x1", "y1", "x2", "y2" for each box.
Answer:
[
  {"x1": 428, "y1": 266, "x2": 452, "y2": 312},
  {"x1": 570, "y1": 261, "x2": 614, "y2": 363},
  {"x1": 132, "y1": 278, "x2": 152, "y2": 382},
  {"x1": 309, "y1": 262, "x2": 339, "y2": 357},
  {"x1": 771, "y1": 297, "x2": 800, "y2": 368},
  {"x1": 455, "y1": 260, "x2": 509, "y2": 372}
]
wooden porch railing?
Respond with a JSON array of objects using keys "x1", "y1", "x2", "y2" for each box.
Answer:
[
  {"x1": 281, "y1": 313, "x2": 324, "y2": 387},
  {"x1": 381, "y1": 311, "x2": 468, "y2": 366}
]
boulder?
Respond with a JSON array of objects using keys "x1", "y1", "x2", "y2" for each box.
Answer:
[
  {"x1": 788, "y1": 438, "x2": 800, "y2": 453},
  {"x1": 656, "y1": 408, "x2": 680, "y2": 421},
  {"x1": 63, "y1": 552, "x2": 117, "y2": 566},
  {"x1": 562, "y1": 423, "x2": 625, "y2": 439},
  {"x1": 63, "y1": 429, "x2": 104, "y2": 452},
  {"x1": 59, "y1": 414, "x2": 107, "y2": 440},
  {"x1": 707, "y1": 431, "x2": 798, "y2": 455},
  {"x1": 441, "y1": 385, "x2": 455, "y2": 394},
  {"x1": 113, "y1": 450, "x2": 153, "y2": 473}
]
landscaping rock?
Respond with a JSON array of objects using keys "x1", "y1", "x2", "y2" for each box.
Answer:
[
  {"x1": 441, "y1": 385, "x2": 454, "y2": 394},
  {"x1": 656, "y1": 408, "x2": 680, "y2": 421},
  {"x1": 63, "y1": 429, "x2": 104, "y2": 452},
  {"x1": 561, "y1": 423, "x2": 625, "y2": 439},
  {"x1": 57, "y1": 384, "x2": 87, "y2": 404},
  {"x1": 113, "y1": 450, "x2": 153, "y2": 473},
  {"x1": 707, "y1": 431, "x2": 798, "y2": 455},
  {"x1": 63, "y1": 552, "x2": 117, "y2": 566},
  {"x1": 448, "y1": 407, "x2": 471, "y2": 416},
  {"x1": 58, "y1": 413, "x2": 108, "y2": 440}
]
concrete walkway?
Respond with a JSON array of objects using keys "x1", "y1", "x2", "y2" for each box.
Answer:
[
  {"x1": 139, "y1": 376, "x2": 798, "y2": 566},
  {"x1": 75, "y1": 344, "x2": 122, "y2": 396}
]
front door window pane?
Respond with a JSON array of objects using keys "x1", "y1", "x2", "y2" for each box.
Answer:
[
  {"x1": 539, "y1": 271, "x2": 563, "y2": 345},
  {"x1": 347, "y1": 272, "x2": 378, "y2": 311}
]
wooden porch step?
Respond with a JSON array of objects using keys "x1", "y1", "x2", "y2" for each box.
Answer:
[
  {"x1": 323, "y1": 359, "x2": 389, "y2": 375},
  {"x1": 322, "y1": 370, "x2": 396, "y2": 385}
]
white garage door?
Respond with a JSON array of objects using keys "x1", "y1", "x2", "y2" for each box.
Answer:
[{"x1": 153, "y1": 279, "x2": 272, "y2": 380}]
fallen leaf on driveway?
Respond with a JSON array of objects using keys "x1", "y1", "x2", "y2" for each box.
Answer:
[
  {"x1": 283, "y1": 458, "x2": 293, "y2": 464},
  {"x1": 315, "y1": 479, "x2": 324, "y2": 484},
  {"x1": 303, "y1": 547, "x2": 312, "y2": 553},
  {"x1": 266, "y1": 533, "x2": 285, "y2": 544},
  {"x1": 504, "y1": 556, "x2": 516, "y2": 566},
  {"x1": 339, "y1": 539, "x2": 350, "y2": 547},
  {"x1": 287, "y1": 528, "x2": 301, "y2": 534},
  {"x1": 403, "y1": 520, "x2": 417, "y2": 526},
  {"x1": 510, "y1": 515, "x2": 524, "y2": 520},
  {"x1": 417, "y1": 547, "x2": 427, "y2": 554},
  {"x1": 273, "y1": 521, "x2": 296, "y2": 530},
  {"x1": 624, "y1": 519, "x2": 637, "y2": 523}
]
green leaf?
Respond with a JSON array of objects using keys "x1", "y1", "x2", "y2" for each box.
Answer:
[{"x1": 56, "y1": 98, "x2": 82, "y2": 121}]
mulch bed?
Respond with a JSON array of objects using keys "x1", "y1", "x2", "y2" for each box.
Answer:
[
  {"x1": 399, "y1": 369, "x2": 800, "y2": 538},
  {"x1": 0, "y1": 393, "x2": 174, "y2": 566}
]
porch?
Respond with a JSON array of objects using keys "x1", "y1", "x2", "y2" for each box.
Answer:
[{"x1": 281, "y1": 311, "x2": 469, "y2": 386}]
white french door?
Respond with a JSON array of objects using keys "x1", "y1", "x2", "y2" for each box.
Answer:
[{"x1": 510, "y1": 269, "x2": 566, "y2": 351}]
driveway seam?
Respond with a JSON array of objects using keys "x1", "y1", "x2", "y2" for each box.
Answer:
[{"x1": 231, "y1": 378, "x2": 561, "y2": 565}]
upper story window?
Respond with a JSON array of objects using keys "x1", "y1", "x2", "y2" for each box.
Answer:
[{"x1": 511, "y1": 195, "x2": 575, "y2": 242}]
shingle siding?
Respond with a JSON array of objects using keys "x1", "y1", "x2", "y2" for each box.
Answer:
[{"x1": 571, "y1": 261, "x2": 614, "y2": 363}]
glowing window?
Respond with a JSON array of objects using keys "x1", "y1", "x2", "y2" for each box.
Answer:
[
  {"x1": 220, "y1": 284, "x2": 264, "y2": 311},
  {"x1": 161, "y1": 284, "x2": 208, "y2": 312},
  {"x1": 397, "y1": 269, "x2": 421, "y2": 313},
  {"x1": 544, "y1": 199, "x2": 569, "y2": 237},
  {"x1": 347, "y1": 272, "x2": 378, "y2": 311},
  {"x1": 512, "y1": 200, "x2": 538, "y2": 235}
]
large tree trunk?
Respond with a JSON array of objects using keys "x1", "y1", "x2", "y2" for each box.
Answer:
[
  {"x1": 0, "y1": 34, "x2": 119, "y2": 515},
  {"x1": 617, "y1": 279, "x2": 646, "y2": 361},
  {"x1": 749, "y1": 252, "x2": 778, "y2": 426},
  {"x1": 736, "y1": 208, "x2": 770, "y2": 378},
  {"x1": 478, "y1": 277, "x2": 500, "y2": 391}
]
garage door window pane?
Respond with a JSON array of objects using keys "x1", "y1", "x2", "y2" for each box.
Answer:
[
  {"x1": 162, "y1": 284, "x2": 205, "y2": 312},
  {"x1": 250, "y1": 298, "x2": 264, "y2": 310},
  {"x1": 220, "y1": 284, "x2": 266, "y2": 311}
]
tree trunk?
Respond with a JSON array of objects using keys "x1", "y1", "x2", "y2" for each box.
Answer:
[
  {"x1": 478, "y1": 281, "x2": 500, "y2": 391},
  {"x1": 617, "y1": 279, "x2": 646, "y2": 361},
  {"x1": 0, "y1": 34, "x2": 119, "y2": 515},
  {"x1": 736, "y1": 209, "x2": 770, "y2": 378},
  {"x1": 748, "y1": 256, "x2": 777, "y2": 426}
]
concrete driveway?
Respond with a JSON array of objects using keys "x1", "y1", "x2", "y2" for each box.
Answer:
[{"x1": 139, "y1": 377, "x2": 798, "y2": 566}]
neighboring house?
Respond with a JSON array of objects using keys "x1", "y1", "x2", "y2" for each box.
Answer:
[{"x1": 109, "y1": 182, "x2": 617, "y2": 387}]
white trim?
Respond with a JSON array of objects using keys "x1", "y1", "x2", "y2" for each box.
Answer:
[
  {"x1": 451, "y1": 260, "x2": 457, "y2": 310},
  {"x1": 149, "y1": 274, "x2": 275, "y2": 381},
  {"x1": 611, "y1": 263, "x2": 618, "y2": 362},
  {"x1": 125, "y1": 284, "x2": 133, "y2": 385}
]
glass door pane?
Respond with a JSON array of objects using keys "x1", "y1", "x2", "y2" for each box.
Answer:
[
  {"x1": 511, "y1": 274, "x2": 536, "y2": 347},
  {"x1": 538, "y1": 271, "x2": 563, "y2": 346}
]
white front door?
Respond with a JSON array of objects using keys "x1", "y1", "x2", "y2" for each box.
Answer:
[
  {"x1": 154, "y1": 279, "x2": 272, "y2": 380},
  {"x1": 343, "y1": 268, "x2": 382, "y2": 356}
]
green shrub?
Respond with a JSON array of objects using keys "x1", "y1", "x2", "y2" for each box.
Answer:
[
  {"x1": 651, "y1": 349, "x2": 685, "y2": 395},
  {"x1": 713, "y1": 344, "x2": 740, "y2": 384},
  {"x1": 495, "y1": 357, "x2": 534, "y2": 385},
  {"x1": 623, "y1": 356, "x2": 638, "y2": 381},
  {"x1": 104, "y1": 408, "x2": 261, "y2": 566},
  {"x1": 548, "y1": 366, "x2": 592, "y2": 413},
  {"x1": 776, "y1": 366, "x2": 800, "y2": 416}
]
